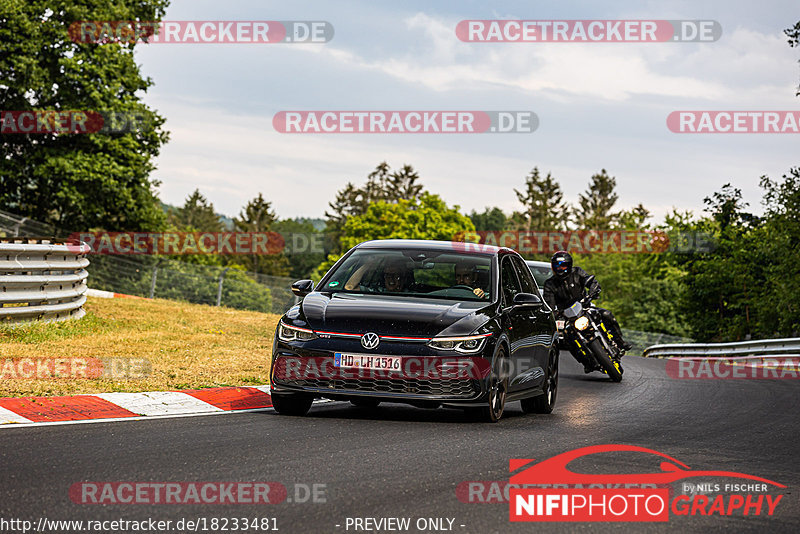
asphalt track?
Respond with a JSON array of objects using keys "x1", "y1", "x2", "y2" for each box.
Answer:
[{"x1": 0, "y1": 354, "x2": 797, "y2": 533}]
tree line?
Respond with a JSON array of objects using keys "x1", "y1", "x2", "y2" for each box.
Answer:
[
  {"x1": 2, "y1": 3, "x2": 798, "y2": 340},
  {"x1": 313, "y1": 161, "x2": 800, "y2": 342}
]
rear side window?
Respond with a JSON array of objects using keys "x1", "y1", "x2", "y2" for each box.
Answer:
[
  {"x1": 512, "y1": 256, "x2": 538, "y2": 294},
  {"x1": 500, "y1": 256, "x2": 522, "y2": 306}
]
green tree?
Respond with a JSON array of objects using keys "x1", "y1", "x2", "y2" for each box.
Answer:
[
  {"x1": 703, "y1": 183, "x2": 757, "y2": 230},
  {"x1": 513, "y1": 167, "x2": 569, "y2": 231},
  {"x1": 272, "y1": 218, "x2": 325, "y2": 279},
  {"x1": 681, "y1": 184, "x2": 760, "y2": 341},
  {"x1": 324, "y1": 182, "x2": 361, "y2": 248},
  {"x1": 235, "y1": 193, "x2": 277, "y2": 233},
  {"x1": 752, "y1": 168, "x2": 800, "y2": 337},
  {"x1": 0, "y1": 0, "x2": 170, "y2": 231},
  {"x1": 469, "y1": 207, "x2": 507, "y2": 231},
  {"x1": 324, "y1": 162, "x2": 425, "y2": 254},
  {"x1": 233, "y1": 193, "x2": 289, "y2": 276},
  {"x1": 566, "y1": 205, "x2": 697, "y2": 340},
  {"x1": 172, "y1": 189, "x2": 223, "y2": 232},
  {"x1": 577, "y1": 251, "x2": 691, "y2": 338},
  {"x1": 313, "y1": 193, "x2": 474, "y2": 280},
  {"x1": 786, "y1": 20, "x2": 800, "y2": 95},
  {"x1": 618, "y1": 203, "x2": 651, "y2": 230},
  {"x1": 386, "y1": 164, "x2": 423, "y2": 202},
  {"x1": 573, "y1": 169, "x2": 619, "y2": 230}
]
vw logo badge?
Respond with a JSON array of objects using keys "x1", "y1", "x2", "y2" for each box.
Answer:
[{"x1": 361, "y1": 332, "x2": 380, "y2": 350}]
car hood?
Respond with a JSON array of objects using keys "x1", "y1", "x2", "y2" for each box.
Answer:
[{"x1": 298, "y1": 292, "x2": 492, "y2": 338}]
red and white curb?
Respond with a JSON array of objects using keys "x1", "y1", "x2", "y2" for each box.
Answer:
[
  {"x1": 86, "y1": 288, "x2": 148, "y2": 299},
  {"x1": 0, "y1": 385, "x2": 273, "y2": 428}
]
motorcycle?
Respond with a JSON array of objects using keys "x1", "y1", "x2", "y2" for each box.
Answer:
[{"x1": 554, "y1": 276, "x2": 624, "y2": 382}]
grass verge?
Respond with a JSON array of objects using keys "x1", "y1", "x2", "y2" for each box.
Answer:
[{"x1": 0, "y1": 296, "x2": 280, "y2": 397}]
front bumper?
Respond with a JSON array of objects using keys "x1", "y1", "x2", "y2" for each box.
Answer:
[
  {"x1": 271, "y1": 338, "x2": 494, "y2": 404},
  {"x1": 272, "y1": 355, "x2": 482, "y2": 400}
]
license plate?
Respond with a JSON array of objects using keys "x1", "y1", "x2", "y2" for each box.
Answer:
[
  {"x1": 556, "y1": 320, "x2": 566, "y2": 330},
  {"x1": 334, "y1": 353, "x2": 402, "y2": 371}
]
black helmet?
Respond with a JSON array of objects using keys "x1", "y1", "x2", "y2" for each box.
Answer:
[{"x1": 551, "y1": 251, "x2": 573, "y2": 278}]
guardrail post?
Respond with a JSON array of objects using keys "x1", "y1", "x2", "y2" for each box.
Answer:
[
  {"x1": 12, "y1": 217, "x2": 28, "y2": 237},
  {"x1": 216, "y1": 268, "x2": 230, "y2": 307},
  {"x1": 149, "y1": 266, "x2": 158, "y2": 299}
]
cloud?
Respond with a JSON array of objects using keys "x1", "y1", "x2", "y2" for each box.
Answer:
[{"x1": 305, "y1": 13, "x2": 796, "y2": 102}]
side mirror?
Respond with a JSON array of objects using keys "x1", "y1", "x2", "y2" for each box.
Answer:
[
  {"x1": 513, "y1": 292, "x2": 543, "y2": 308},
  {"x1": 291, "y1": 279, "x2": 314, "y2": 297}
]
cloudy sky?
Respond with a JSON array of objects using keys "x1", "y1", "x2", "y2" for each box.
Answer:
[{"x1": 134, "y1": 0, "x2": 800, "y2": 222}]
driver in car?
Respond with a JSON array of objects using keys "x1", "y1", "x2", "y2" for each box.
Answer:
[
  {"x1": 543, "y1": 250, "x2": 632, "y2": 370},
  {"x1": 382, "y1": 259, "x2": 411, "y2": 293},
  {"x1": 454, "y1": 261, "x2": 489, "y2": 299}
]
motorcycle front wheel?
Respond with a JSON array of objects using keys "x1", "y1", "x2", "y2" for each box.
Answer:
[{"x1": 588, "y1": 338, "x2": 623, "y2": 382}]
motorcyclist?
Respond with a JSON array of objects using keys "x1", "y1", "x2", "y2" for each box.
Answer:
[{"x1": 542, "y1": 251, "x2": 632, "y2": 371}]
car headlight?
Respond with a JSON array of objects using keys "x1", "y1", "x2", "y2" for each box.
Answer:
[
  {"x1": 278, "y1": 322, "x2": 317, "y2": 342},
  {"x1": 428, "y1": 333, "x2": 491, "y2": 354},
  {"x1": 574, "y1": 316, "x2": 590, "y2": 331}
]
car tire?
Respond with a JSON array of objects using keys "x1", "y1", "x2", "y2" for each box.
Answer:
[
  {"x1": 521, "y1": 347, "x2": 558, "y2": 414},
  {"x1": 473, "y1": 350, "x2": 508, "y2": 423},
  {"x1": 350, "y1": 398, "x2": 381, "y2": 408},
  {"x1": 271, "y1": 393, "x2": 314, "y2": 416}
]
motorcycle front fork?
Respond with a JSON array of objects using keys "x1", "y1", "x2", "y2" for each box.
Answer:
[{"x1": 596, "y1": 321, "x2": 623, "y2": 357}]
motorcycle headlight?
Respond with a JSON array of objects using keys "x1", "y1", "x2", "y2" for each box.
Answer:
[
  {"x1": 574, "y1": 316, "x2": 590, "y2": 331},
  {"x1": 278, "y1": 322, "x2": 317, "y2": 342},
  {"x1": 428, "y1": 333, "x2": 491, "y2": 354}
]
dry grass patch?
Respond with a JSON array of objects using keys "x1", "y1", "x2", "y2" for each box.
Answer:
[{"x1": 0, "y1": 296, "x2": 281, "y2": 397}]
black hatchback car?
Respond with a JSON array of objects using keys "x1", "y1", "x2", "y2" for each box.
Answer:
[{"x1": 270, "y1": 239, "x2": 558, "y2": 422}]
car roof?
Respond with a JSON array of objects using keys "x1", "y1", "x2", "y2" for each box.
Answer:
[{"x1": 356, "y1": 239, "x2": 515, "y2": 256}]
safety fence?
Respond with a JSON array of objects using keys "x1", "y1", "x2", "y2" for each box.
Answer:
[
  {"x1": 0, "y1": 209, "x2": 297, "y2": 315},
  {"x1": 86, "y1": 254, "x2": 296, "y2": 314},
  {"x1": 0, "y1": 237, "x2": 90, "y2": 323}
]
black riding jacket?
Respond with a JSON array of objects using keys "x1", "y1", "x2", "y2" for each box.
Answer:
[{"x1": 542, "y1": 267, "x2": 601, "y2": 311}]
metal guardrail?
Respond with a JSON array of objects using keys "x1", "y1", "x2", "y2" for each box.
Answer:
[
  {"x1": 643, "y1": 338, "x2": 800, "y2": 358},
  {"x1": 0, "y1": 238, "x2": 90, "y2": 323}
]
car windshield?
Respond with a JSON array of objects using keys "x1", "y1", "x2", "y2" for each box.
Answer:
[
  {"x1": 321, "y1": 249, "x2": 493, "y2": 302},
  {"x1": 527, "y1": 262, "x2": 552, "y2": 287}
]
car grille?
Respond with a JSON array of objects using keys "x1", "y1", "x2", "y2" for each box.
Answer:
[{"x1": 272, "y1": 356, "x2": 480, "y2": 398}]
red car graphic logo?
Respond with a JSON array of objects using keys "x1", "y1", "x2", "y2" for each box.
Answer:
[{"x1": 509, "y1": 444, "x2": 785, "y2": 488}]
